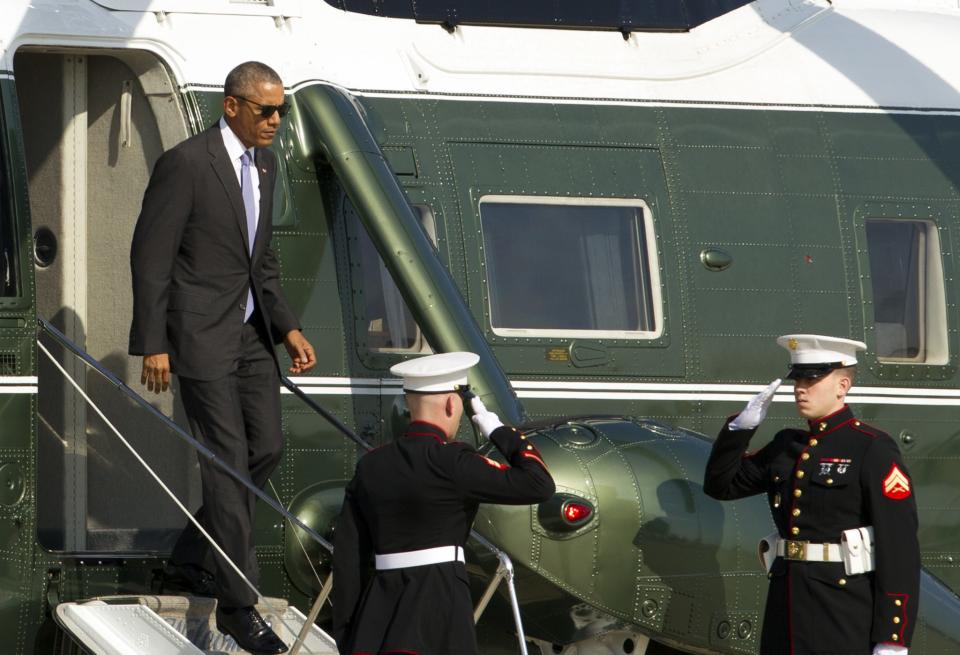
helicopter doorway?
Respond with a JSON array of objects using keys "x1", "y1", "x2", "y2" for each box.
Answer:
[{"x1": 14, "y1": 48, "x2": 199, "y2": 553}]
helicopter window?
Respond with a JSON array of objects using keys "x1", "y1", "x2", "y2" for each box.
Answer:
[
  {"x1": 865, "y1": 219, "x2": 947, "y2": 364},
  {"x1": 478, "y1": 197, "x2": 661, "y2": 339},
  {"x1": 350, "y1": 204, "x2": 436, "y2": 353},
  {"x1": 322, "y1": 0, "x2": 754, "y2": 31}
]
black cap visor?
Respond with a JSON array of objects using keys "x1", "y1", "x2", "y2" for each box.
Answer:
[{"x1": 786, "y1": 362, "x2": 844, "y2": 380}]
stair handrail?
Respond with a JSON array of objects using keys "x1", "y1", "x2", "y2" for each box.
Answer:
[
  {"x1": 40, "y1": 316, "x2": 529, "y2": 654},
  {"x1": 37, "y1": 317, "x2": 333, "y2": 554}
]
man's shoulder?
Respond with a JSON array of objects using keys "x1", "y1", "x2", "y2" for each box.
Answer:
[
  {"x1": 169, "y1": 126, "x2": 216, "y2": 155},
  {"x1": 845, "y1": 418, "x2": 893, "y2": 444}
]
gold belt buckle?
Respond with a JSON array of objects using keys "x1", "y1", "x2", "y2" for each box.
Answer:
[{"x1": 785, "y1": 539, "x2": 807, "y2": 560}]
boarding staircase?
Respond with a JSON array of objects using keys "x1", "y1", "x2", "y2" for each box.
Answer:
[{"x1": 39, "y1": 317, "x2": 530, "y2": 655}]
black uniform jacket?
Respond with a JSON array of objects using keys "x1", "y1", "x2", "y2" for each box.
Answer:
[
  {"x1": 332, "y1": 420, "x2": 555, "y2": 655},
  {"x1": 128, "y1": 124, "x2": 300, "y2": 380},
  {"x1": 704, "y1": 406, "x2": 920, "y2": 655}
]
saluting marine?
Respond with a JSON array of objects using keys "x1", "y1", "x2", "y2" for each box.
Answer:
[
  {"x1": 704, "y1": 335, "x2": 920, "y2": 655},
  {"x1": 331, "y1": 352, "x2": 555, "y2": 655}
]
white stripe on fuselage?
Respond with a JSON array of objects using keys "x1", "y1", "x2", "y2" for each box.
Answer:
[
  {"x1": 0, "y1": 376, "x2": 39, "y2": 394},
  {"x1": 282, "y1": 378, "x2": 960, "y2": 406}
]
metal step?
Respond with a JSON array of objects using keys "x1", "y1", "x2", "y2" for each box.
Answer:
[{"x1": 54, "y1": 595, "x2": 337, "y2": 655}]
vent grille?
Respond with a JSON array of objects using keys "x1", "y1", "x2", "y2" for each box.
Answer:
[{"x1": 0, "y1": 353, "x2": 16, "y2": 375}]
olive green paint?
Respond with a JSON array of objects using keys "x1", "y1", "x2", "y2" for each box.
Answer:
[{"x1": 1, "y1": 77, "x2": 960, "y2": 653}]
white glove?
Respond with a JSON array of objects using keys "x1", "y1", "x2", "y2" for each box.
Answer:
[
  {"x1": 470, "y1": 396, "x2": 504, "y2": 438},
  {"x1": 873, "y1": 644, "x2": 907, "y2": 655},
  {"x1": 729, "y1": 378, "x2": 782, "y2": 431}
]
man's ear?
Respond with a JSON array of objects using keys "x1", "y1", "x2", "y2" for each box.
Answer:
[
  {"x1": 223, "y1": 96, "x2": 239, "y2": 118},
  {"x1": 837, "y1": 373, "x2": 852, "y2": 397},
  {"x1": 445, "y1": 394, "x2": 456, "y2": 418}
]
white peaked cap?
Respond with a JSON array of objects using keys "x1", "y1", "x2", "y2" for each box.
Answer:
[
  {"x1": 776, "y1": 334, "x2": 867, "y2": 368},
  {"x1": 390, "y1": 352, "x2": 481, "y2": 394}
]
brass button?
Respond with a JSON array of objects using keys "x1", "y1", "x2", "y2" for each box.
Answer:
[
  {"x1": 895, "y1": 600, "x2": 902, "y2": 607},
  {"x1": 826, "y1": 478, "x2": 834, "y2": 485},
  {"x1": 796, "y1": 470, "x2": 805, "y2": 479},
  {"x1": 838, "y1": 578, "x2": 846, "y2": 586},
  {"x1": 792, "y1": 508, "x2": 801, "y2": 517},
  {"x1": 854, "y1": 421, "x2": 861, "y2": 426},
  {"x1": 894, "y1": 617, "x2": 901, "y2": 624},
  {"x1": 526, "y1": 445, "x2": 534, "y2": 450},
  {"x1": 819, "y1": 422, "x2": 828, "y2": 431},
  {"x1": 790, "y1": 526, "x2": 800, "y2": 536},
  {"x1": 801, "y1": 453, "x2": 810, "y2": 461},
  {"x1": 794, "y1": 489, "x2": 802, "y2": 498},
  {"x1": 892, "y1": 635, "x2": 899, "y2": 641},
  {"x1": 809, "y1": 439, "x2": 818, "y2": 447}
]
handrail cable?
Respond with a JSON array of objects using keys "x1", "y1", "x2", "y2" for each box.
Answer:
[
  {"x1": 39, "y1": 317, "x2": 528, "y2": 654},
  {"x1": 37, "y1": 339, "x2": 331, "y2": 652},
  {"x1": 37, "y1": 317, "x2": 332, "y2": 553}
]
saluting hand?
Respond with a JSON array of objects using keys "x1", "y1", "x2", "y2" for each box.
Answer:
[
  {"x1": 141, "y1": 353, "x2": 171, "y2": 394},
  {"x1": 729, "y1": 378, "x2": 782, "y2": 431},
  {"x1": 470, "y1": 396, "x2": 505, "y2": 439},
  {"x1": 284, "y1": 330, "x2": 316, "y2": 374}
]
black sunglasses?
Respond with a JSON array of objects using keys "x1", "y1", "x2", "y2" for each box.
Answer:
[{"x1": 233, "y1": 94, "x2": 291, "y2": 119}]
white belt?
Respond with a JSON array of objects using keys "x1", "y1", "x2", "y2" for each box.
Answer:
[
  {"x1": 776, "y1": 538, "x2": 843, "y2": 563},
  {"x1": 375, "y1": 545, "x2": 465, "y2": 570}
]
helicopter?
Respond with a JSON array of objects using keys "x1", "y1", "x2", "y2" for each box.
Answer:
[{"x1": 1, "y1": 0, "x2": 960, "y2": 653}]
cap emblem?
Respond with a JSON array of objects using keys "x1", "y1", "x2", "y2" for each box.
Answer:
[{"x1": 788, "y1": 338, "x2": 798, "y2": 351}]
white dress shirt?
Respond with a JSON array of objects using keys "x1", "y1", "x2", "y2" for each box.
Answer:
[{"x1": 219, "y1": 117, "x2": 260, "y2": 229}]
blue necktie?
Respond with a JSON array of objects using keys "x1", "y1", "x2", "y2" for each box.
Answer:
[{"x1": 241, "y1": 150, "x2": 257, "y2": 323}]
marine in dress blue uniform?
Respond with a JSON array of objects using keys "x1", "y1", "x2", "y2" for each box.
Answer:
[
  {"x1": 332, "y1": 352, "x2": 555, "y2": 655},
  {"x1": 704, "y1": 335, "x2": 920, "y2": 655}
]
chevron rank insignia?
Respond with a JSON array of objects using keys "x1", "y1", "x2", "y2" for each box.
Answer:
[
  {"x1": 882, "y1": 463, "x2": 911, "y2": 500},
  {"x1": 479, "y1": 455, "x2": 508, "y2": 470}
]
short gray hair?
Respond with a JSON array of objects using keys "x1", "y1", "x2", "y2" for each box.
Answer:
[{"x1": 224, "y1": 61, "x2": 282, "y2": 98}]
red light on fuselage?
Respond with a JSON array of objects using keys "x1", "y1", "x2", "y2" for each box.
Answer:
[{"x1": 563, "y1": 501, "x2": 592, "y2": 523}]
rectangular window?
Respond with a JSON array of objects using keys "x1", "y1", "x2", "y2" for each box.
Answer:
[
  {"x1": 865, "y1": 219, "x2": 947, "y2": 364},
  {"x1": 351, "y1": 205, "x2": 435, "y2": 353},
  {"x1": 479, "y1": 196, "x2": 661, "y2": 339}
]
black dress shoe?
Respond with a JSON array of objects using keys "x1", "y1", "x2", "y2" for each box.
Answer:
[
  {"x1": 161, "y1": 563, "x2": 217, "y2": 598},
  {"x1": 216, "y1": 606, "x2": 288, "y2": 654}
]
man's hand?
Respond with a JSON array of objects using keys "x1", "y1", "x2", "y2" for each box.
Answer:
[
  {"x1": 872, "y1": 644, "x2": 907, "y2": 655},
  {"x1": 141, "y1": 353, "x2": 171, "y2": 394},
  {"x1": 284, "y1": 330, "x2": 316, "y2": 374},
  {"x1": 470, "y1": 396, "x2": 505, "y2": 439},
  {"x1": 729, "y1": 378, "x2": 782, "y2": 431}
]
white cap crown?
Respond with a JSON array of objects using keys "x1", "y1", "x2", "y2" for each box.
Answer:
[
  {"x1": 776, "y1": 334, "x2": 866, "y2": 379},
  {"x1": 389, "y1": 352, "x2": 480, "y2": 394}
]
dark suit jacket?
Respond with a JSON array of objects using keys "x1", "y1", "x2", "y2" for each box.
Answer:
[{"x1": 129, "y1": 123, "x2": 300, "y2": 381}]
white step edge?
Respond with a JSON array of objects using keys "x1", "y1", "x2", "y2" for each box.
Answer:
[
  {"x1": 55, "y1": 598, "x2": 337, "y2": 655},
  {"x1": 56, "y1": 601, "x2": 203, "y2": 655}
]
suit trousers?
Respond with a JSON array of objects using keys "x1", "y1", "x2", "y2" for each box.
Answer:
[{"x1": 172, "y1": 314, "x2": 282, "y2": 608}]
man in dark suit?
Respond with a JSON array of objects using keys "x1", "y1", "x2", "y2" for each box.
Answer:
[{"x1": 129, "y1": 61, "x2": 315, "y2": 654}]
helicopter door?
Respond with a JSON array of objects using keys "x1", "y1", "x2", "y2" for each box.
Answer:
[{"x1": 13, "y1": 49, "x2": 196, "y2": 553}]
